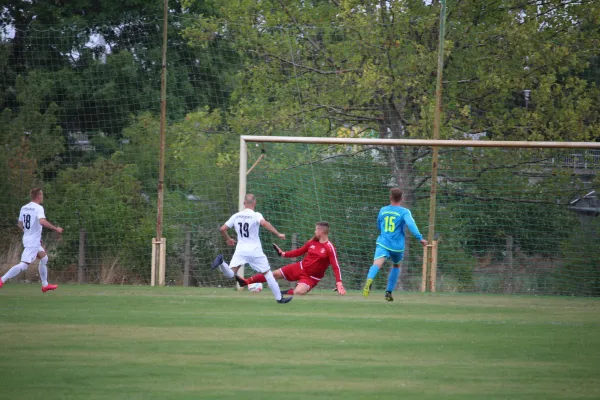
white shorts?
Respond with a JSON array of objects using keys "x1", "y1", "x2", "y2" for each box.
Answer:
[
  {"x1": 21, "y1": 245, "x2": 45, "y2": 263},
  {"x1": 229, "y1": 252, "x2": 271, "y2": 274}
]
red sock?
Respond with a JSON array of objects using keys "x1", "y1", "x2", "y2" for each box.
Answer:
[
  {"x1": 247, "y1": 274, "x2": 267, "y2": 284},
  {"x1": 286, "y1": 288, "x2": 294, "y2": 295}
]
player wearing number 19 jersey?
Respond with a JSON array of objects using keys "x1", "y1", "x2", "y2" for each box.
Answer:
[
  {"x1": 363, "y1": 188, "x2": 428, "y2": 301},
  {"x1": 0, "y1": 188, "x2": 64, "y2": 292},
  {"x1": 210, "y1": 194, "x2": 292, "y2": 304}
]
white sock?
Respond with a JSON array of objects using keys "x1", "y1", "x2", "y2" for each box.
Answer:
[
  {"x1": 39, "y1": 256, "x2": 49, "y2": 286},
  {"x1": 263, "y1": 270, "x2": 283, "y2": 301},
  {"x1": 2, "y1": 262, "x2": 28, "y2": 283},
  {"x1": 218, "y1": 261, "x2": 234, "y2": 279}
]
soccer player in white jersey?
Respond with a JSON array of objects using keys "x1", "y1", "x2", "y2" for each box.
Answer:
[
  {"x1": 211, "y1": 194, "x2": 292, "y2": 304},
  {"x1": 0, "y1": 188, "x2": 64, "y2": 292}
]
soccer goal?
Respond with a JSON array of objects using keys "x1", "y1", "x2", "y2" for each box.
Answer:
[{"x1": 239, "y1": 135, "x2": 600, "y2": 296}]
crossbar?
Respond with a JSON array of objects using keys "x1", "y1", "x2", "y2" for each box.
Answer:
[{"x1": 241, "y1": 135, "x2": 600, "y2": 149}]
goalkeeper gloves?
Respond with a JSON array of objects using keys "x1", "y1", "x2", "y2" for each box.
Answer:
[{"x1": 272, "y1": 243, "x2": 284, "y2": 257}]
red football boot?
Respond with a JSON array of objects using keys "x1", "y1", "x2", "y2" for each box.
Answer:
[{"x1": 42, "y1": 284, "x2": 58, "y2": 293}]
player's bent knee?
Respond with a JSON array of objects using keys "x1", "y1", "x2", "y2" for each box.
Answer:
[
  {"x1": 37, "y1": 251, "x2": 47, "y2": 259},
  {"x1": 41, "y1": 256, "x2": 48, "y2": 263},
  {"x1": 273, "y1": 269, "x2": 283, "y2": 279},
  {"x1": 294, "y1": 284, "x2": 311, "y2": 295}
]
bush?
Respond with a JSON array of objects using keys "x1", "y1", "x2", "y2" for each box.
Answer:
[
  {"x1": 45, "y1": 158, "x2": 154, "y2": 277},
  {"x1": 558, "y1": 219, "x2": 600, "y2": 296}
]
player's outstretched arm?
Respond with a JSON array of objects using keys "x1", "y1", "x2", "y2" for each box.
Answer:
[
  {"x1": 278, "y1": 241, "x2": 310, "y2": 258},
  {"x1": 326, "y1": 243, "x2": 345, "y2": 295},
  {"x1": 40, "y1": 218, "x2": 63, "y2": 233},
  {"x1": 404, "y1": 211, "x2": 424, "y2": 243},
  {"x1": 260, "y1": 219, "x2": 285, "y2": 240},
  {"x1": 220, "y1": 224, "x2": 236, "y2": 246}
]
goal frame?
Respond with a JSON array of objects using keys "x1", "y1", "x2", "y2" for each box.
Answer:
[{"x1": 238, "y1": 135, "x2": 600, "y2": 291}]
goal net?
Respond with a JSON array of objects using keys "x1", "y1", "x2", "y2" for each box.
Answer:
[{"x1": 222, "y1": 137, "x2": 600, "y2": 296}]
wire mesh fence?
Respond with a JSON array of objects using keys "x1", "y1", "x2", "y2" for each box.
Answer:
[{"x1": 1, "y1": 3, "x2": 599, "y2": 295}]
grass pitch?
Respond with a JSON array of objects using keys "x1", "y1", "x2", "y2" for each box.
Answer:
[{"x1": 0, "y1": 285, "x2": 599, "y2": 400}]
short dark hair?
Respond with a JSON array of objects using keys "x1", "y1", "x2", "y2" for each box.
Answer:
[
  {"x1": 390, "y1": 188, "x2": 403, "y2": 202},
  {"x1": 30, "y1": 188, "x2": 43, "y2": 201},
  {"x1": 316, "y1": 221, "x2": 330, "y2": 234},
  {"x1": 243, "y1": 193, "x2": 256, "y2": 205}
]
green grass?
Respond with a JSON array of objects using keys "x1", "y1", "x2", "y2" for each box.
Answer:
[{"x1": 0, "y1": 285, "x2": 599, "y2": 400}]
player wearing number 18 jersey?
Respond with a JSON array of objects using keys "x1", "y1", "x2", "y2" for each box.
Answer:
[
  {"x1": 0, "y1": 188, "x2": 64, "y2": 292},
  {"x1": 211, "y1": 194, "x2": 292, "y2": 304},
  {"x1": 363, "y1": 188, "x2": 427, "y2": 301}
]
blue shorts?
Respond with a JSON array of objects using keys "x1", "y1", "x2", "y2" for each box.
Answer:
[{"x1": 374, "y1": 244, "x2": 404, "y2": 264}]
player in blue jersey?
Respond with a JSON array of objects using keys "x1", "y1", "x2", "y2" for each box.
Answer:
[{"x1": 363, "y1": 188, "x2": 428, "y2": 301}]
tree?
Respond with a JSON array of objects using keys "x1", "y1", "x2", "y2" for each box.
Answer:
[
  {"x1": 0, "y1": 0, "x2": 241, "y2": 237},
  {"x1": 183, "y1": 0, "x2": 600, "y2": 287}
]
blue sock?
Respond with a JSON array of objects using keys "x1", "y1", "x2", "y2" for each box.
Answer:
[
  {"x1": 367, "y1": 265, "x2": 380, "y2": 280},
  {"x1": 386, "y1": 267, "x2": 400, "y2": 292}
]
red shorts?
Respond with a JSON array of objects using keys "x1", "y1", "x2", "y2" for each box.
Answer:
[{"x1": 279, "y1": 262, "x2": 321, "y2": 291}]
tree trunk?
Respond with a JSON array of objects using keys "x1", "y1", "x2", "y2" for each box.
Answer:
[
  {"x1": 78, "y1": 228, "x2": 86, "y2": 284},
  {"x1": 183, "y1": 229, "x2": 191, "y2": 287}
]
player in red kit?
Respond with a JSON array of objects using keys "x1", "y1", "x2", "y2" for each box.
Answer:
[{"x1": 235, "y1": 222, "x2": 346, "y2": 296}]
